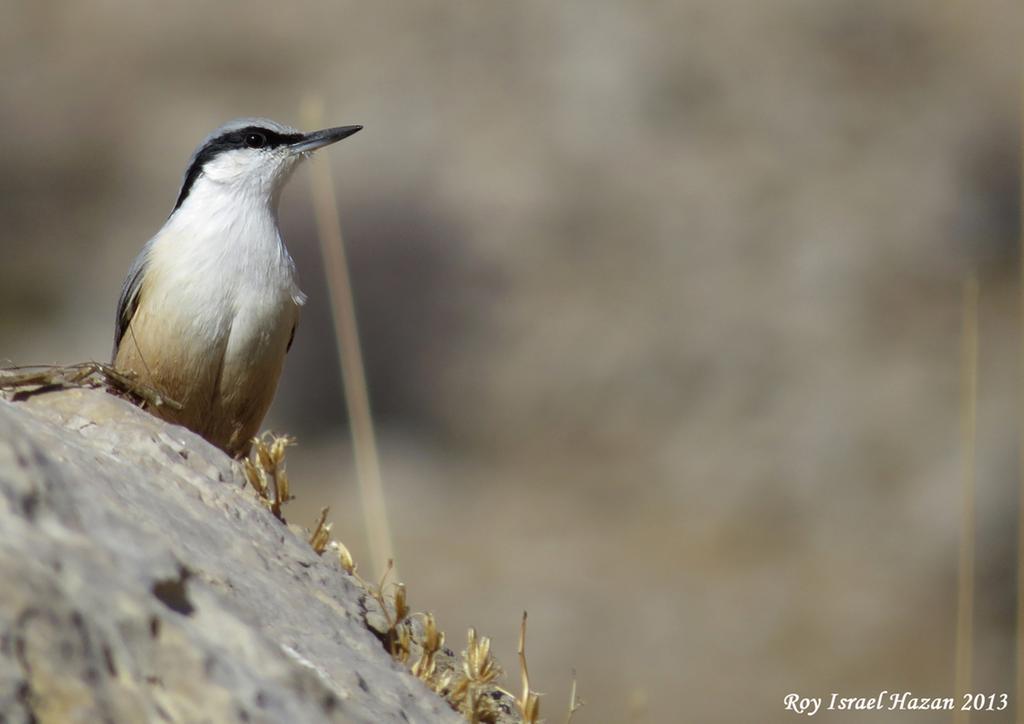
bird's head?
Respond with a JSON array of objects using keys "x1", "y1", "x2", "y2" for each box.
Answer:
[{"x1": 171, "y1": 117, "x2": 362, "y2": 214}]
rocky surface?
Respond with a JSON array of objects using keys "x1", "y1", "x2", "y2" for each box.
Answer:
[{"x1": 0, "y1": 388, "x2": 464, "y2": 724}]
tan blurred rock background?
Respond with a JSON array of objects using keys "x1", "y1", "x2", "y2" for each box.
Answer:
[{"x1": 1, "y1": 1, "x2": 1019, "y2": 721}]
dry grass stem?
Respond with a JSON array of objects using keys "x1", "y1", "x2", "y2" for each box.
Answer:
[
  {"x1": 302, "y1": 98, "x2": 396, "y2": 581},
  {"x1": 376, "y1": 559, "x2": 395, "y2": 600},
  {"x1": 565, "y1": 670, "x2": 583, "y2": 723},
  {"x1": 517, "y1": 612, "x2": 540, "y2": 724}
]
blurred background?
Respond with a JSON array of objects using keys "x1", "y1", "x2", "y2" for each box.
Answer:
[{"x1": 1, "y1": 1, "x2": 1019, "y2": 721}]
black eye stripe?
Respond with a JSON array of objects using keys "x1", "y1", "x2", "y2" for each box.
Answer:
[
  {"x1": 220, "y1": 126, "x2": 303, "y2": 150},
  {"x1": 173, "y1": 126, "x2": 305, "y2": 211}
]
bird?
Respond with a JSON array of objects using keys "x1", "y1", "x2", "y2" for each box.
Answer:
[{"x1": 112, "y1": 117, "x2": 362, "y2": 456}]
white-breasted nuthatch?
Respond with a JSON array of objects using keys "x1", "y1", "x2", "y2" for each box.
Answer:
[{"x1": 112, "y1": 118, "x2": 362, "y2": 455}]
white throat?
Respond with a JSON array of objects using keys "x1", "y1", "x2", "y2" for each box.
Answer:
[{"x1": 150, "y1": 170, "x2": 307, "y2": 324}]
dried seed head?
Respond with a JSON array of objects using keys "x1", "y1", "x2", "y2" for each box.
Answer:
[
  {"x1": 463, "y1": 629, "x2": 499, "y2": 686},
  {"x1": 309, "y1": 507, "x2": 332, "y2": 554},
  {"x1": 393, "y1": 583, "x2": 409, "y2": 622},
  {"x1": 277, "y1": 469, "x2": 291, "y2": 505},
  {"x1": 257, "y1": 443, "x2": 273, "y2": 471},
  {"x1": 434, "y1": 671, "x2": 453, "y2": 694},
  {"x1": 422, "y1": 613, "x2": 442, "y2": 652},
  {"x1": 392, "y1": 624, "x2": 412, "y2": 663},
  {"x1": 329, "y1": 540, "x2": 356, "y2": 574},
  {"x1": 244, "y1": 433, "x2": 297, "y2": 520},
  {"x1": 411, "y1": 612, "x2": 444, "y2": 681}
]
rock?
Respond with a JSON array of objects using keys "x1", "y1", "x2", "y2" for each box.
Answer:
[{"x1": 0, "y1": 388, "x2": 464, "y2": 724}]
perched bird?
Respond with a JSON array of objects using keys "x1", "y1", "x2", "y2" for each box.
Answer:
[{"x1": 112, "y1": 118, "x2": 362, "y2": 456}]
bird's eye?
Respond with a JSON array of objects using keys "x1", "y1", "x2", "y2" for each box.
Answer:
[{"x1": 245, "y1": 133, "x2": 267, "y2": 149}]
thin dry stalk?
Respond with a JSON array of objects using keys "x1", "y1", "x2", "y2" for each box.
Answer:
[
  {"x1": 375, "y1": 559, "x2": 395, "y2": 605},
  {"x1": 954, "y1": 275, "x2": 978, "y2": 724},
  {"x1": 565, "y1": 669, "x2": 583, "y2": 723},
  {"x1": 301, "y1": 98, "x2": 396, "y2": 581},
  {"x1": 517, "y1": 612, "x2": 540, "y2": 723}
]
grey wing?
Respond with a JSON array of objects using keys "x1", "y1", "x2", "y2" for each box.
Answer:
[{"x1": 112, "y1": 248, "x2": 150, "y2": 361}]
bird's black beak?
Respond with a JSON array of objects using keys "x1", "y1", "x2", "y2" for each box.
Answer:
[{"x1": 289, "y1": 125, "x2": 363, "y2": 154}]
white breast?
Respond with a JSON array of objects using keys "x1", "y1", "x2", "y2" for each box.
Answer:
[{"x1": 144, "y1": 188, "x2": 305, "y2": 382}]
